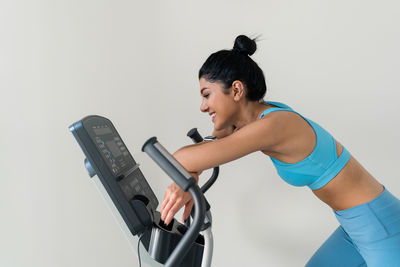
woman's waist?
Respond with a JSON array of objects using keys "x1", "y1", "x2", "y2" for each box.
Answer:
[{"x1": 312, "y1": 156, "x2": 384, "y2": 211}]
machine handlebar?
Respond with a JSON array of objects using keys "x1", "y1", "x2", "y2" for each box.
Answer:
[
  {"x1": 186, "y1": 128, "x2": 219, "y2": 194},
  {"x1": 142, "y1": 137, "x2": 206, "y2": 267}
]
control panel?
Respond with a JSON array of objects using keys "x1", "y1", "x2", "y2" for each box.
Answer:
[{"x1": 70, "y1": 115, "x2": 158, "y2": 235}]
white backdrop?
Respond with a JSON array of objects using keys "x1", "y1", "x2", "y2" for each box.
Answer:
[{"x1": 1, "y1": 1, "x2": 399, "y2": 266}]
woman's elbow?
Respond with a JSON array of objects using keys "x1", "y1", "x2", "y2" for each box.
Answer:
[{"x1": 173, "y1": 147, "x2": 197, "y2": 173}]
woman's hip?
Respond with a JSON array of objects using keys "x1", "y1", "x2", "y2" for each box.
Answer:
[{"x1": 333, "y1": 186, "x2": 400, "y2": 265}]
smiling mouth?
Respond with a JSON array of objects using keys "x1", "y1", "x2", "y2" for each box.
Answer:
[{"x1": 211, "y1": 113, "x2": 216, "y2": 122}]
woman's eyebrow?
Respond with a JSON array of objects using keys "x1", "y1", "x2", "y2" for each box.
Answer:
[{"x1": 200, "y1": 87, "x2": 208, "y2": 95}]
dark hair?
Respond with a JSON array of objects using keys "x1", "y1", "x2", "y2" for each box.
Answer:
[{"x1": 198, "y1": 35, "x2": 267, "y2": 102}]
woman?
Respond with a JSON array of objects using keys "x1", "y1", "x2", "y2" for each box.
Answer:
[{"x1": 160, "y1": 35, "x2": 400, "y2": 266}]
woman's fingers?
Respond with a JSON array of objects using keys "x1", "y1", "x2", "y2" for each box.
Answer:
[
  {"x1": 160, "y1": 183, "x2": 178, "y2": 217},
  {"x1": 160, "y1": 188, "x2": 171, "y2": 215},
  {"x1": 212, "y1": 125, "x2": 235, "y2": 139},
  {"x1": 160, "y1": 198, "x2": 174, "y2": 221},
  {"x1": 164, "y1": 200, "x2": 184, "y2": 225},
  {"x1": 160, "y1": 182, "x2": 193, "y2": 225},
  {"x1": 182, "y1": 200, "x2": 194, "y2": 222}
]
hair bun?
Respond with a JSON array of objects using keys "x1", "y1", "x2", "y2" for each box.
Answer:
[{"x1": 232, "y1": 35, "x2": 257, "y2": 56}]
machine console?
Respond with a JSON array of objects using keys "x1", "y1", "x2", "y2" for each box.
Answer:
[{"x1": 70, "y1": 115, "x2": 158, "y2": 235}]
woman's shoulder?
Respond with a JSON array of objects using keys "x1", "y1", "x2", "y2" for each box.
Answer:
[{"x1": 259, "y1": 101, "x2": 295, "y2": 119}]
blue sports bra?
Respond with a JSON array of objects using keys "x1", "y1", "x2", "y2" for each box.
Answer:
[{"x1": 260, "y1": 101, "x2": 351, "y2": 190}]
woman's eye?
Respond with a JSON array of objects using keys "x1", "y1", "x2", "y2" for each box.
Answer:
[{"x1": 203, "y1": 94, "x2": 209, "y2": 98}]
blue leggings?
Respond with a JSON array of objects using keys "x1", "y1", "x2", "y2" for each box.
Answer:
[{"x1": 306, "y1": 187, "x2": 400, "y2": 267}]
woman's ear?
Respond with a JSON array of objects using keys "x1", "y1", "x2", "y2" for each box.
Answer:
[{"x1": 231, "y1": 80, "x2": 245, "y2": 101}]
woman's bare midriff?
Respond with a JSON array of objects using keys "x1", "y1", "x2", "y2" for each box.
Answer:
[{"x1": 312, "y1": 142, "x2": 384, "y2": 211}]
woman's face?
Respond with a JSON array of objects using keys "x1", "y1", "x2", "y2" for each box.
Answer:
[{"x1": 199, "y1": 78, "x2": 237, "y2": 131}]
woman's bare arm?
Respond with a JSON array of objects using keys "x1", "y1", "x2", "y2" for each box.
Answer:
[
  {"x1": 173, "y1": 115, "x2": 283, "y2": 173},
  {"x1": 160, "y1": 114, "x2": 285, "y2": 224}
]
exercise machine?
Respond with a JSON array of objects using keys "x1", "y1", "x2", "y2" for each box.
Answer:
[{"x1": 69, "y1": 115, "x2": 218, "y2": 267}]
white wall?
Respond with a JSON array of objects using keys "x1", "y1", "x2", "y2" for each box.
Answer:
[{"x1": 1, "y1": 1, "x2": 399, "y2": 266}]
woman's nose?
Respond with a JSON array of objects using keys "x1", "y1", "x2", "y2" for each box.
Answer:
[{"x1": 200, "y1": 100, "x2": 208, "y2": 112}]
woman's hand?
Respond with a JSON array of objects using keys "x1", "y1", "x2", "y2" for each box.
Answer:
[
  {"x1": 160, "y1": 172, "x2": 199, "y2": 225},
  {"x1": 212, "y1": 125, "x2": 236, "y2": 139}
]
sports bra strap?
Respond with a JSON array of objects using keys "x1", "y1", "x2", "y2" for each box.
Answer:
[{"x1": 259, "y1": 101, "x2": 294, "y2": 119}]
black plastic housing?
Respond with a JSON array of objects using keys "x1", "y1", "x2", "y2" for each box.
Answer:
[
  {"x1": 143, "y1": 212, "x2": 204, "y2": 267},
  {"x1": 70, "y1": 116, "x2": 205, "y2": 267},
  {"x1": 69, "y1": 115, "x2": 158, "y2": 236}
]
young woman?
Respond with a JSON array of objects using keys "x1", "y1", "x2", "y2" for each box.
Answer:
[{"x1": 159, "y1": 35, "x2": 400, "y2": 266}]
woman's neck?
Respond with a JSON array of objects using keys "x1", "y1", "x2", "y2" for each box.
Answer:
[{"x1": 233, "y1": 101, "x2": 269, "y2": 130}]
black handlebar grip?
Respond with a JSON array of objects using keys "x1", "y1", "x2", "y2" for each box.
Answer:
[
  {"x1": 142, "y1": 137, "x2": 206, "y2": 267},
  {"x1": 142, "y1": 137, "x2": 196, "y2": 192},
  {"x1": 186, "y1": 128, "x2": 220, "y2": 194},
  {"x1": 187, "y1": 128, "x2": 204, "y2": 143}
]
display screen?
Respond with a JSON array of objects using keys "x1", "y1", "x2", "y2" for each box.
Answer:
[
  {"x1": 93, "y1": 127, "x2": 113, "y2": 136},
  {"x1": 106, "y1": 140, "x2": 122, "y2": 157}
]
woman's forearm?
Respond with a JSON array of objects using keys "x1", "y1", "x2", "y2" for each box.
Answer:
[{"x1": 173, "y1": 145, "x2": 202, "y2": 174}]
